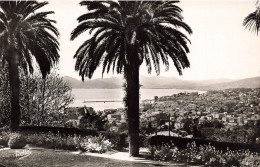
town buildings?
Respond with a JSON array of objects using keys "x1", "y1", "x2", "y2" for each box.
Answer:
[{"x1": 139, "y1": 88, "x2": 260, "y2": 133}]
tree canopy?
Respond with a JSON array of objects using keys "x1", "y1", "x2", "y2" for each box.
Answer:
[{"x1": 71, "y1": 0, "x2": 192, "y2": 80}]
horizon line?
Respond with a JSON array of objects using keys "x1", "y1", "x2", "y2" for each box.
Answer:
[{"x1": 61, "y1": 74, "x2": 260, "y2": 81}]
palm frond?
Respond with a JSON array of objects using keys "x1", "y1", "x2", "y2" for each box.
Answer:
[
  {"x1": 71, "y1": 0, "x2": 192, "y2": 79},
  {"x1": 0, "y1": 0, "x2": 59, "y2": 78},
  {"x1": 243, "y1": 9, "x2": 260, "y2": 35},
  {"x1": 23, "y1": 1, "x2": 48, "y2": 19}
]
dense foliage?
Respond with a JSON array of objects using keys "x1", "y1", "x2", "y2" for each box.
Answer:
[
  {"x1": 75, "y1": 110, "x2": 107, "y2": 131},
  {"x1": 148, "y1": 135, "x2": 260, "y2": 153},
  {"x1": 199, "y1": 120, "x2": 260, "y2": 144},
  {"x1": 26, "y1": 132, "x2": 77, "y2": 150},
  {"x1": 149, "y1": 141, "x2": 260, "y2": 166},
  {"x1": 99, "y1": 131, "x2": 127, "y2": 150},
  {"x1": 0, "y1": 69, "x2": 74, "y2": 128},
  {"x1": 0, "y1": 70, "x2": 11, "y2": 127}
]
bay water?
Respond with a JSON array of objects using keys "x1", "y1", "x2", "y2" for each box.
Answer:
[{"x1": 70, "y1": 89, "x2": 206, "y2": 111}]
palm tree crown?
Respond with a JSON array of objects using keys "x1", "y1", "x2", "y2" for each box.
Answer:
[
  {"x1": 0, "y1": 1, "x2": 59, "y2": 77},
  {"x1": 71, "y1": 0, "x2": 192, "y2": 80},
  {"x1": 243, "y1": 1, "x2": 260, "y2": 35}
]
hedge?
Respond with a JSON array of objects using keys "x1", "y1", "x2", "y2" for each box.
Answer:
[
  {"x1": 19, "y1": 126, "x2": 128, "y2": 150},
  {"x1": 17, "y1": 126, "x2": 154, "y2": 150},
  {"x1": 19, "y1": 126, "x2": 98, "y2": 137},
  {"x1": 148, "y1": 135, "x2": 260, "y2": 153}
]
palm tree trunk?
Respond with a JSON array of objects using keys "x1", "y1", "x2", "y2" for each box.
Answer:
[
  {"x1": 41, "y1": 78, "x2": 46, "y2": 125},
  {"x1": 26, "y1": 76, "x2": 30, "y2": 125},
  {"x1": 8, "y1": 53, "x2": 20, "y2": 131},
  {"x1": 125, "y1": 63, "x2": 140, "y2": 157}
]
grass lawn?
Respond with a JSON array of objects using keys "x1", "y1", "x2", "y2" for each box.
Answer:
[{"x1": 0, "y1": 149, "x2": 185, "y2": 167}]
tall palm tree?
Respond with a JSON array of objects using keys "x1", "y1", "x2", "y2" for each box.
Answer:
[
  {"x1": 243, "y1": 1, "x2": 260, "y2": 35},
  {"x1": 0, "y1": 1, "x2": 59, "y2": 131},
  {"x1": 71, "y1": 0, "x2": 192, "y2": 156}
]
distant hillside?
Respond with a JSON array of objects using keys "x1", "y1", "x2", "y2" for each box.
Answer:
[
  {"x1": 63, "y1": 75, "x2": 260, "y2": 90},
  {"x1": 63, "y1": 76, "x2": 122, "y2": 89},
  {"x1": 197, "y1": 76, "x2": 260, "y2": 90}
]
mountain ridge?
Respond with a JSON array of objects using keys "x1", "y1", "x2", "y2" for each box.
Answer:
[{"x1": 63, "y1": 75, "x2": 260, "y2": 90}]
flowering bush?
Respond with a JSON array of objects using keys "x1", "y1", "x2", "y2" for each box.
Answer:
[
  {"x1": 149, "y1": 141, "x2": 260, "y2": 166},
  {"x1": 241, "y1": 155, "x2": 260, "y2": 167},
  {"x1": 149, "y1": 142, "x2": 175, "y2": 161},
  {"x1": 8, "y1": 133, "x2": 27, "y2": 149},
  {"x1": 78, "y1": 135, "x2": 113, "y2": 153},
  {"x1": 179, "y1": 142, "x2": 203, "y2": 164}
]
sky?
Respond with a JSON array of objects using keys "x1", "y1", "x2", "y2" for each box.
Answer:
[{"x1": 42, "y1": 0, "x2": 260, "y2": 81}]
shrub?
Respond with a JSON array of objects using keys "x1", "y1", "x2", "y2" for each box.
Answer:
[
  {"x1": 123, "y1": 134, "x2": 148, "y2": 148},
  {"x1": 241, "y1": 155, "x2": 260, "y2": 167},
  {"x1": 8, "y1": 133, "x2": 26, "y2": 149},
  {"x1": 149, "y1": 143, "x2": 175, "y2": 161},
  {"x1": 197, "y1": 143, "x2": 222, "y2": 164},
  {"x1": 99, "y1": 131, "x2": 127, "y2": 150},
  {"x1": 78, "y1": 135, "x2": 112, "y2": 153},
  {"x1": 178, "y1": 142, "x2": 204, "y2": 164},
  {"x1": 139, "y1": 134, "x2": 147, "y2": 147},
  {"x1": 143, "y1": 136, "x2": 151, "y2": 148},
  {"x1": 0, "y1": 130, "x2": 10, "y2": 147}
]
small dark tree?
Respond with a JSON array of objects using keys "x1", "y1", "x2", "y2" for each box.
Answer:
[
  {"x1": 31, "y1": 71, "x2": 74, "y2": 126},
  {"x1": 81, "y1": 109, "x2": 108, "y2": 130},
  {"x1": 192, "y1": 125, "x2": 200, "y2": 138},
  {"x1": 182, "y1": 118, "x2": 193, "y2": 134},
  {"x1": 35, "y1": 72, "x2": 74, "y2": 126}
]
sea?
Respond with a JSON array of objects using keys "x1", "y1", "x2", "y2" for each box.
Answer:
[{"x1": 70, "y1": 89, "x2": 206, "y2": 111}]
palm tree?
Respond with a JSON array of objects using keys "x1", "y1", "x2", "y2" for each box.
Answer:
[
  {"x1": 243, "y1": 1, "x2": 260, "y2": 35},
  {"x1": 0, "y1": 1, "x2": 59, "y2": 131},
  {"x1": 71, "y1": 0, "x2": 192, "y2": 157}
]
